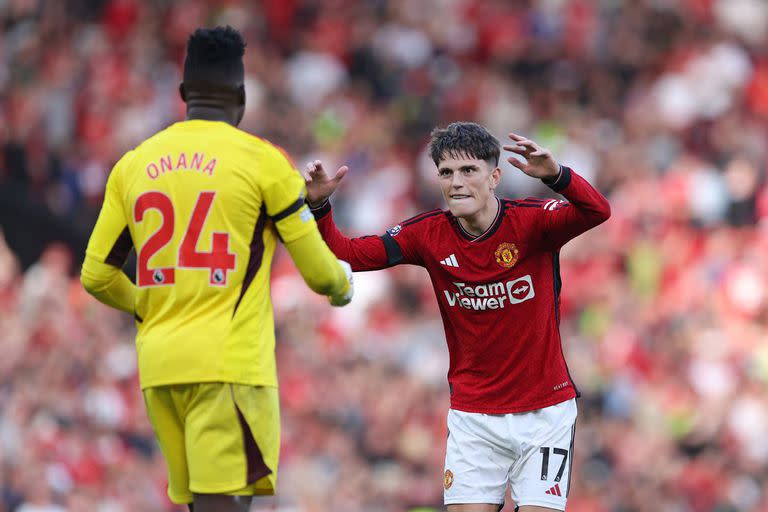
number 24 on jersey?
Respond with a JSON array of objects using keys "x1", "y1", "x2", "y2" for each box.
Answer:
[{"x1": 133, "y1": 191, "x2": 236, "y2": 287}]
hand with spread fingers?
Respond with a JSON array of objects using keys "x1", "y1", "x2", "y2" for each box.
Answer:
[
  {"x1": 303, "y1": 160, "x2": 348, "y2": 206},
  {"x1": 503, "y1": 133, "x2": 561, "y2": 181}
]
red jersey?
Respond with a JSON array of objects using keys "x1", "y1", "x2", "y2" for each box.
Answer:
[{"x1": 313, "y1": 167, "x2": 610, "y2": 413}]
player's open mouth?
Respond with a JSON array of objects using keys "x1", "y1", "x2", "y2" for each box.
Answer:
[{"x1": 450, "y1": 195, "x2": 471, "y2": 199}]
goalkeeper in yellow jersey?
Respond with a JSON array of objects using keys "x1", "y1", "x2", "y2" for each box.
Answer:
[{"x1": 80, "y1": 26, "x2": 353, "y2": 512}]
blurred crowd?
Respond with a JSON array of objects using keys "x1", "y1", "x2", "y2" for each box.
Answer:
[{"x1": 3, "y1": 0, "x2": 768, "y2": 510}]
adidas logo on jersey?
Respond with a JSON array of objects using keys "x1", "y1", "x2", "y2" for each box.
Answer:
[
  {"x1": 440, "y1": 254, "x2": 459, "y2": 267},
  {"x1": 545, "y1": 483, "x2": 562, "y2": 496}
]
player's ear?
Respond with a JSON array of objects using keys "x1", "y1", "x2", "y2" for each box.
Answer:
[
  {"x1": 179, "y1": 83, "x2": 187, "y2": 102},
  {"x1": 490, "y1": 166, "x2": 501, "y2": 190}
]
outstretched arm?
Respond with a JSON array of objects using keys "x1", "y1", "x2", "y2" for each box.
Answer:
[
  {"x1": 263, "y1": 153, "x2": 353, "y2": 306},
  {"x1": 304, "y1": 161, "x2": 421, "y2": 270}
]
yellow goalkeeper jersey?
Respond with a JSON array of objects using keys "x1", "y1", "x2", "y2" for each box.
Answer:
[{"x1": 84, "y1": 120, "x2": 319, "y2": 389}]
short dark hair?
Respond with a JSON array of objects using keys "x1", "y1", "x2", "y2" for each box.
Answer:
[
  {"x1": 428, "y1": 122, "x2": 500, "y2": 167},
  {"x1": 183, "y1": 26, "x2": 246, "y2": 87}
]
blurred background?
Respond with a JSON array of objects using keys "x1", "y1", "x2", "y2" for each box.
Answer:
[{"x1": 2, "y1": 0, "x2": 768, "y2": 510}]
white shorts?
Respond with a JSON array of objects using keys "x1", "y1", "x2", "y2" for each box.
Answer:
[{"x1": 444, "y1": 399, "x2": 577, "y2": 510}]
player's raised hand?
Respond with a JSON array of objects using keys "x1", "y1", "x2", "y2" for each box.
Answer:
[
  {"x1": 503, "y1": 133, "x2": 560, "y2": 180},
  {"x1": 303, "y1": 160, "x2": 348, "y2": 206}
]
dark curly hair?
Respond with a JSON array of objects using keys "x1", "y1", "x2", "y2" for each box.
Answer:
[
  {"x1": 183, "y1": 26, "x2": 246, "y2": 86},
  {"x1": 428, "y1": 122, "x2": 500, "y2": 167}
]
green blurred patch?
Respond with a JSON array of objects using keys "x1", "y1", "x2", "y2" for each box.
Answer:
[
  {"x1": 579, "y1": 302, "x2": 611, "y2": 340},
  {"x1": 627, "y1": 240, "x2": 662, "y2": 299},
  {"x1": 313, "y1": 109, "x2": 347, "y2": 145}
]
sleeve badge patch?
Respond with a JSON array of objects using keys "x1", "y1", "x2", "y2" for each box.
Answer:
[{"x1": 387, "y1": 224, "x2": 402, "y2": 237}]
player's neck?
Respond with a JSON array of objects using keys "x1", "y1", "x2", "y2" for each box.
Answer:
[
  {"x1": 186, "y1": 106, "x2": 238, "y2": 125},
  {"x1": 457, "y1": 197, "x2": 499, "y2": 236}
]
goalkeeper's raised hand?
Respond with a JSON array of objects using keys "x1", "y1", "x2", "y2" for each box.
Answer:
[{"x1": 304, "y1": 160, "x2": 348, "y2": 207}]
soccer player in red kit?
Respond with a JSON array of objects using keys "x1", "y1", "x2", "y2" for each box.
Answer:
[{"x1": 304, "y1": 123, "x2": 610, "y2": 512}]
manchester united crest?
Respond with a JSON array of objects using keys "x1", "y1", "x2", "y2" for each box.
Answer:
[
  {"x1": 494, "y1": 242, "x2": 519, "y2": 268},
  {"x1": 444, "y1": 469, "x2": 454, "y2": 489}
]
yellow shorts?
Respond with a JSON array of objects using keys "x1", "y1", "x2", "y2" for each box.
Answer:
[{"x1": 143, "y1": 383, "x2": 280, "y2": 504}]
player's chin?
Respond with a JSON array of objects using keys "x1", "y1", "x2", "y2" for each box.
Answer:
[{"x1": 447, "y1": 202, "x2": 477, "y2": 218}]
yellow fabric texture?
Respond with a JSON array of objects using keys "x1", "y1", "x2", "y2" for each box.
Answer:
[
  {"x1": 143, "y1": 383, "x2": 280, "y2": 504},
  {"x1": 80, "y1": 255, "x2": 137, "y2": 313},
  {"x1": 82, "y1": 120, "x2": 347, "y2": 388},
  {"x1": 284, "y1": 229, "x2": 349, "y2": 296}
]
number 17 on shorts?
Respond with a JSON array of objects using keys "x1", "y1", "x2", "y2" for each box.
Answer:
[{"x1": 443, "y1": 399, "x2": 577, "y2": 510}]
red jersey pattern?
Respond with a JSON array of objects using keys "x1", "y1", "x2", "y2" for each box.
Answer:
[{"x1": 313, "y1": 167, "x2": 610, "y2": 413}]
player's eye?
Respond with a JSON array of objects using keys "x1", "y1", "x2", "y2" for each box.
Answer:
[{"x1": 438, "y1": 169, "x2": 452, "y2": 177}]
